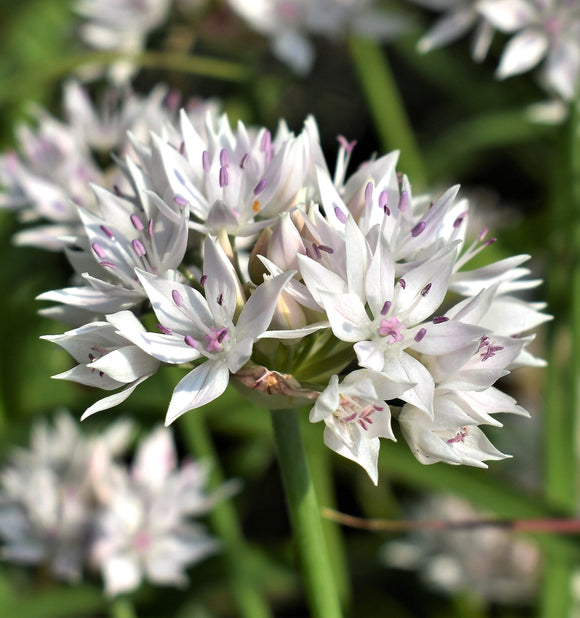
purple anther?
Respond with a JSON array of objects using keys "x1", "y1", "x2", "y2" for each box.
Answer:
[
  {"x1": 433, "y1": 316, "x2": 449, "y2": 324},
  {"x1": 197, "y1": 152, "x2": 208, "y2": 175},
  {"x1": 200, "y1": 275, "x2": 207, "y2": 286},
  {"x1": 411, "y1": 221, "x2": 426, "y2": 237},
  {"x1": 88, "y1": 353, "x2": 95, "y2": 362},
  {"x1": 381, "y1": 300, "x2": 391, "y2": 316},
  {"x1": 334, "y1": 204, "x2": 347, "y2": 224},
  {"x1": 220, "y1": 148, "x2": 229, "y2": 167},
  {"x1": 453, "y1": 212, "x2": 467, "y2": 228},
  {"x1": 312, "y1": 243, "x2": 322, "y2": 259},
  {"x1": 260, "y1": 130, "x2": 271, "y2": 152},
  {"x1": 240, "y1": 153, "x2": 249, "y2": 169},
  {"x1": 337, "y1": 135, "x2": 356, "y2": 153},
  {"x1": 318, "y1": 245, "x2": 334, "y2": 254},
  {"x1": 305, "y1": 248, "x2": 312, "y2": 258},
  {"x1": 92, "y1": 242, "x2": 106, "y2": 258},
  {"x1": 478, "y1": 227, "x2": 489, "y2": 241},
  {"x1": 414, "y1": 328, "x2": 427, "y2": 342},
  {"x1": 254, "y1": 179, "x2": 267, "y2": 195},
  {"x1": 99, "y1": 260, "x2": 117, "y2": 269},
  {"x1": 113, "y1": 184, "x2": 122, "y2": 196},
  {"x1": 130, "y1": 214, "x2": 144, "y2": 231},
  {"x1": 184, "y1": 335, "x2": 197, "y2": 348},
  {"x1": 157, "y1": 324, "x2": 173, "y2": 335},
  {"x1": 132, "y1": 239, "x2": 146, "y2": 257},
  {"x1": 179, "y1": 141, "x2": 185, "y2": 155},
  {"x1": 100, "y1": 225, "x2": 115, "y2": 239},
  {"x1": 219, "y1": 167, "x2": 229, "y2": 187},
  {"x1": 172, "y1": 289, "x2": 184, "y2": 307},
  {"x1": 147, "y1": 218, "x2": 154, "y2": 237},
  {"x1": 217, "y1": 327, "x2": 229, "y2": 343},
  {"x1": 217, "y1": 293, "x2": 223, "y2": 305},
  {"x1": 421, "y1": 283, "x2": 432, "y2": 297},
  {"x1": 398, "y1": 190, "x2": 409, "y2": 211},
  {"x1": 399, "y1": 278, "x2": 406, "y2": 289},
  {"x1": 364, "y1": 181, "x2": 373, "y2": 205},
  {"x1": 174, "y1": 194, "x2": 188, "y2": 207},
  {"x1": 484, "y1": 237, "x2": 497, "y2": 246},
  {"x1": 379, "y1": 190, "x2": 389, "y2": 213}
]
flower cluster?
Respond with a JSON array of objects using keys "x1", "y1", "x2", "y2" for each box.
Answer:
[
  {"x1": 0, "y1": 412, "x2": 222, "y2": 595},
  {"x1": 0, "y1": 80, "x2": 215, "y2": 251},
  {"x1": 75, "y1": 0, "x2": 409, "y2": 77},
  {"x1": 29, "y1": 89, "x2": 549, "y2": 485},
  {"x1": 415, "y1": 0, "x2": 580, "y2": 101}
]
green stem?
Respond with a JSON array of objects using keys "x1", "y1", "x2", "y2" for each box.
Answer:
[
  {"x1": 270, "y1": 408, "x2": 342, "y2": 618},
  {"x1": 109, "y1": 598, "x2": 137, "y2": 618},
  {"x1": 181, "y1": 411, "x2": 272, "y2": 618},
  {"x1": 0, "y1": 50, "x2": 249, "y2": 105},
  {"x1": 348, "y1": 37, "x2": 427, "y2": 189}
]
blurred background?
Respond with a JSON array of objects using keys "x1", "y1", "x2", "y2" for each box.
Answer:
[{"x1": 0, "y1": 0, "x2": 575, "y2": 616}]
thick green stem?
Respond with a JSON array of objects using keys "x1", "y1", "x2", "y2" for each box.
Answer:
[
  {"x1": 270, "y1": 408, "x2": 342, "y2": 618},
  {"x1": 348, "y1": 37, "x2": 427, "y2": 189},
  {"x1": 181, "y1": 411, "x2": 272, "y2": 618}
]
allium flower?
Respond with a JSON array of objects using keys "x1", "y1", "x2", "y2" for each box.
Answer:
[
  {"x1": 76, "y1": 0, "x2": 172, "y2": 83},
  {"x1": 413, "y1": 0, "x2": 495, "y2": 60},
  {"x1": 0, "y1": 412, "x2": 133, "y2": 581},
  {"x1": 226, "y1": 0, "x2": 410, "y2": 74},
  {"x1": 381, "y1": 495, "x2": 541, "y2": 603},
  {"x1": 479, "y1": 0, "x2": 580, "y2": 99},
  {"x1": 415, "y1": 0, "x2": 580, "y2": 100},
  {"x1": 107, "y1": 236, "x2": 297, "y2": 424},
  {"x1": 90, "y1": 426, "x2": 221, "y2": 595},
  {"x1": 41, "y1": 322, "x2": 160, "y2": 417},
  {"x1": 0, "y1": 81, "x2": 187, "y2": 250},
  {"x1": 38, "y1": 108, "x2": 547, "y2": 484}
]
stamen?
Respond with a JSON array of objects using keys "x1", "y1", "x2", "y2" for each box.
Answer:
[
  {"x1": 99, "y1": 260, "x2": 117, "y2": 269},
  {"x1": 184, "y1": 335, "x2": 197, "y2": 348},
  {"x1": 132, "y1": 239, "x2": 146, "y2": 258},
  {"x1": 337, "y1": 135, "x2": 356, "y2": 153},
  {"x1": 334, "y1": 204, "x2": 347, "y2": 224},
  {"x1": 312, "y1": 243, "x2": 322, "y2": 259},
  {"x1": 381, "y1": 300, "x2": 391, "y2": 316},
  {"x1": 202, "y1": 151, "x2": 210, "y2": 173},
  {"x1": 447, "y1": 427, "x2": 469, "y2": 444},
  {"x1": 253, "y1": 200, "x2": 260, "y2": 212},
  {"x1": 147, "y1": 219, "x2": 154, "y2": 237},
  {"x1": 220, "y1": 148, "x2": 229, "y2": 167},
  {"x1": 219, "y1": 167, "x2": 229, "y2": 187},
  {"x1": 433, "y1": 316, "x2": 449, "y2": 324},
  {"x1": 453, "y1": 212, "x2": 467, "y2": 228},
  {"x1": 254, "y1": 179, "x2": 267, "y2": 195},
  {"x1": 414, "y1": 328, "x2": 426, "y2": 342},
  {"x1": 200, "y1": 275, "x2": 207, "y2": 286},
  {"x1": 398, "y1": 190, "x2": 409, "y2": 211},
  {"x1": 217, "y1": 293, "x2": 223, "y2": 305},
  {"x1": 100, "y1": 225, "x2": 115, "y2": 239},
  {"x1": 92, "y1": 242, "x2": 106, "y2": 259},
  {"x1": 240, "y1": 153, "x2": 249, "y2": 169},
  {"x1": 421, "y1": 283, "x2": 432, "y2": 296},
  {"x1": 398, "y1": 278, "x2": 406, "y2": 289},
  {"x1": 130, "y1": 214, "x2": 144, "y2": 231},
  {"x1": 173, "y1": 194, "x2": 188, "y2": 207},
  {"x1": 157, "y1": 324, "x2": 172, "y2": 335},
  {"x1": 172, "y1": 289, "x2": 184, "y2": 307},
  {"x1": 379, "y1": 190, "x2": 390, "y2": 215},
  {"x1": 411, "y1": 221, "x2": 426, "y2": 237},
  {"x1": 364, "y1": 181, "x2": 373, "y2": 205},
  {"x1": 318, "y1": 245, "x2": 334, "y2": 254}
]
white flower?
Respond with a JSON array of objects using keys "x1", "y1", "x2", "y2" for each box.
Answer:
[
  {"x1": 414, "y1": 0, "x2": 495, "y2": 60},
  {"x1": 310, "y1": 369, "x2": 411, "y2": 484},
  {"x1": 107, "y1": 236, "x2": 295, "y2": 424},
  {"x1": 91, "y1": 427, "x2": 220, "y2": 596},
  {"x1": 479, "y1": 0, "x2": 580, "y2": 99},
  {"x1": 0, "y1": 412, "x2": 133, "y2": 581},
  {"x1": 226, "y1": 0, "x2": 410, "y2": 74},
  {"x1": 41, "y1": 322, "x2": 160, "y2": 418}
]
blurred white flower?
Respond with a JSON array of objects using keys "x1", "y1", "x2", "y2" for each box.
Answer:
[{"x1": 91, "y1": 426, "x2": 220, "y2": 595}]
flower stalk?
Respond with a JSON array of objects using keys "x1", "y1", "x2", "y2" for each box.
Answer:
[{"x1": 270, "y1": 408, "x2": 342, "y2": 618}]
